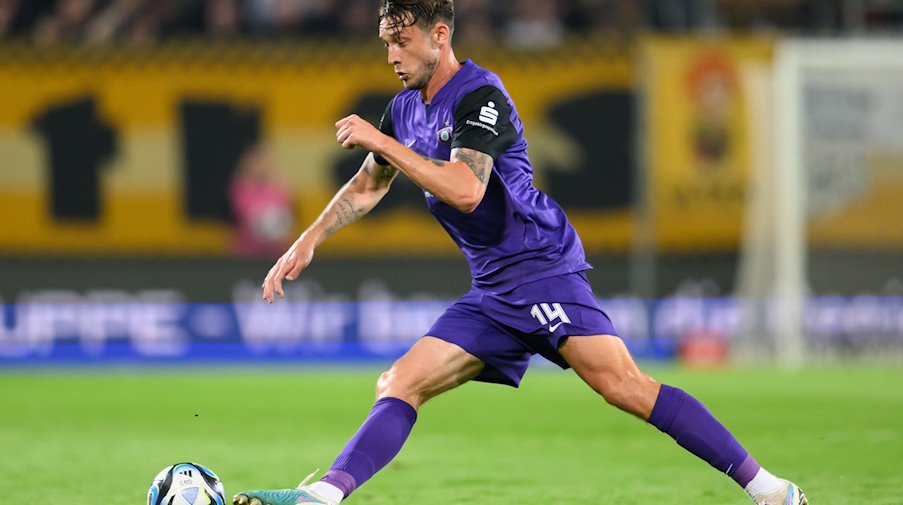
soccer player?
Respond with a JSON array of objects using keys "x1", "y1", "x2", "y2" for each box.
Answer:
[{"x1": 234, "y1": 1, "x2": 808, "y2": 504}]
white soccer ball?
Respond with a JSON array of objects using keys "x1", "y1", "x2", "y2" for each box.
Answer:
[{"x1": 148, "y1": 462, "x2": 227, "y2": 505}]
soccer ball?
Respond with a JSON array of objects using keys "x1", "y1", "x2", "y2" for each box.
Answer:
[{"x1": 148, "y1": 462, "x2": 227, "y2": 505}]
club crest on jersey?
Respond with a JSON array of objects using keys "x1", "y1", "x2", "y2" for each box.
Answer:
[{"x1": 437, "y1": 125, "x2": 452, "y2": 143}]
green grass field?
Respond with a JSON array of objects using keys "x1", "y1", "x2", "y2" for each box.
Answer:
[{"x1": 2, "y1": 365, "x2": 901, "y2": 505}]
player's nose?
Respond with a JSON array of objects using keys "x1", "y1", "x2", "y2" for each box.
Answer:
[{"x1": 386, "y1": 47, "x2": 401, "y2": 65}]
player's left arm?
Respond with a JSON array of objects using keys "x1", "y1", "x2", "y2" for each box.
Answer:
[{"x1": 335, "y1": 86, "x2": 516, "y2": 214}]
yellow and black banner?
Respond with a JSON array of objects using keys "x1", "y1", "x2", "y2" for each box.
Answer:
[{"x1": 0, "y1": 43, "x2": 635, "y2": 257}]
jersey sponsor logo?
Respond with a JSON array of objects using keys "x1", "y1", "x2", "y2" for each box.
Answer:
[
  {"x1": 479, "y1": 101, "x2": 499, "y2": 125},
  {"x1": 463, "y1": 100, "x2": 502, "y2": 136},
  {"x1": 530, "y1": 302, "x2": 571, "y2": 333},
  {"x1": 465, "y1": 119, "x2": 499, "y2": 136}
]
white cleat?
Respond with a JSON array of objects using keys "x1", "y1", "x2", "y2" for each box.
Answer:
[{"x1": 753, "y1": 479, "x2": 808, "y2": 505}]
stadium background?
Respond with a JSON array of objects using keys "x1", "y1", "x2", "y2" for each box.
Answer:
[
  {"x1": 2, "y1": 2, "x2": 903, "y2": 505},
  {"x1": 2, "y1": 0, "x2": 901, "y2": 366}
]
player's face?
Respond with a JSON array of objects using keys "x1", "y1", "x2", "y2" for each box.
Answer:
[{"x1": 379, "y1": 19, "x2": 439, "y2": 91}]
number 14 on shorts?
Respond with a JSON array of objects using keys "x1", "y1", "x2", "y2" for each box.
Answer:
[{"x1": 530, "y1": 302, "x2": 571, "y2": 332}]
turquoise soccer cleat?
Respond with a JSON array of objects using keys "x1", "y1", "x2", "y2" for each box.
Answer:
[
  {"x1": 232, "y1": 488, "x2": 334, "y2": 505},
  {"x1": 232, "y1": 472, "x2": 338, "y2": 505}
]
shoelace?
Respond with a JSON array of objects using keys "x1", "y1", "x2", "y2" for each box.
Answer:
[{"x1": 297, "y1": 469, "x2": 320, "y2": 490}]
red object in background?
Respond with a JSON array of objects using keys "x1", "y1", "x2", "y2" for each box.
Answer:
[{"x1": 679, "y1": 330, "x2": 729, "y2": 368}]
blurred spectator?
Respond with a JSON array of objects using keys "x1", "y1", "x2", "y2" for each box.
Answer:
[
  {"x1": 246, "y1": 0, "x2": 299, "y2": 36},
  {"x1": 81, "y1": 0, "x2": 178, "y2": 45},
  {"x1": 503, "y1": 0, "x2": 565, "y2": 49},
  {"x1": 245, "y1": 0, "x2": 342, "y2": 38},
  {"x1": 207, "y1": 0, "x2": 243, "y2": 37},
  {"x1": 338, "y1": 0, "x2": 376, "y2": 38},
  {"x1": 33, "y1": 0, "x2": 100, "y2": 45},
  {"x1": 0, "y1": 0, "x2": 24, "y2": 36},
  {"x1": 0, "y1": 0, "x2": 14, "y2": 36},
  {"x1": 714, "y1": 0, "x2": 840, "y2": 33},
  {"x1": 560, "y1": 0, "x2": 642, "y2": 44},
  {"x1": 125, "y1": 0, "x2": 187, "y2": 44},
  {"x1": 454, "y1": 0, "x2": 500, "y2": 47},
  {"x1": 229, "y1": 143, "x2": 296, "y2": 259},
  {"x1": 81, "y1": 0, "x2": 149, "y2": 44},
  {"x1": 301, "y1": 0, "x2": 342, "y2": 36}
]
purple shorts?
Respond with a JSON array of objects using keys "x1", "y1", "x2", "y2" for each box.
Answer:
[{"x1": 426, "y1": 271, "x2": 618, "y2": 387}]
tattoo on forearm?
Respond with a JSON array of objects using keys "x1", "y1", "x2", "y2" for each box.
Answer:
[
  {"x1": 326, "y1": 195, "x2": 367, "y2": 237},
  {"x1": 455, "y1": 148, "x2": 492, "y2": 184},
  {"x1": 420, "y1": 155, "x2": 446, "y2": 168}
]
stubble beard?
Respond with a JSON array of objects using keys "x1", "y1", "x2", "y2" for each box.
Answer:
[{"x1": 407, "y1": 54, "x2": 439, "y2": 91}]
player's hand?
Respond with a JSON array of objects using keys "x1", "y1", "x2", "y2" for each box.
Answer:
[
  {"x1": 261, "y1": 240, "x2": 314, "y2": 303},
  {"x1": 335, "y1": 114, "x2": 383, "y2": 152}
]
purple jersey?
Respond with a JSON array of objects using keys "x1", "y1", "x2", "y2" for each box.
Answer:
[{"x1": 377, "y1": 60, "x2": 591, "y2": 293}]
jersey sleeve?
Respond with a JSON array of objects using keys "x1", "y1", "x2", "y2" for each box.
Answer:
[
  {"x1": 451, "y1": 85, "x2": 518, "y2": 161},
  {"x1": 373, "y1": 97, "x2": 396, "y2": 166}
]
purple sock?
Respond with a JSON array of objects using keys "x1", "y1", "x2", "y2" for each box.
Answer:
[
  {"x1": 320, "y1": 397, "x2": 417, "y2": 497},
  {"x1": 648, "y1": 385, "x2": 760, "y2": 487}
]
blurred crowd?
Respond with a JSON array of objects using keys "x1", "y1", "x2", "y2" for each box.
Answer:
[{"x1": 0, "y1": 0, "x2": 901, "y2": 49}]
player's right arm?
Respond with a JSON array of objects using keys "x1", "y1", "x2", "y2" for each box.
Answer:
[{"x1": 261, "y1": 154, "x2": 398, "y2": 303}]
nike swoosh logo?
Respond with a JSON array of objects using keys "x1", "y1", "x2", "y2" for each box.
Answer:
[{"x1": 548, "y1": 322, "x2": 564, "y2": 332}]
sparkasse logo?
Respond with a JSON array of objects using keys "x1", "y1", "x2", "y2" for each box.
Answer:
[{"x1": 479, "y1": 101, "x2": 499, "y2": 125}]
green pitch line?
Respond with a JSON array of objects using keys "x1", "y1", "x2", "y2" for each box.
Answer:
[{"x1": 1, "y1": 365, "x2": 900, "y2": 505}]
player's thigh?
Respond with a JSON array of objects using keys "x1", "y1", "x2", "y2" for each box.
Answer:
[
  {"x1": 559, "y1": 334, "x2": 660, "y2": 419},
  {"x1": 377, "y1": 336, "x2": 485, "y2": 409}
]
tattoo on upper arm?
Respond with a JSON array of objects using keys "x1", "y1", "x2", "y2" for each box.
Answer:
[
  {"x1": 378, "y1": 165, "x2": 398, "y2": 185},
  {"x1": 453, "y1": 148, "x2": 493, "y2": 185},
  {"x1": 363, "y1": 157, "x2": 398, "y2": 188}
]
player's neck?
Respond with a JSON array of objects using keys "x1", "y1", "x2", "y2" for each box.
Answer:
[{"x1": 422, "y1": 51, "x2": 462, "y2": 105}]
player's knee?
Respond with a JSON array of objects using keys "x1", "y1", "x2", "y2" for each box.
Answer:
[
  {"x1": 587, "y1": 372, "x2": 624, "y2": 405},
  {"x1": 375, "y1": 367, "x2": 425, "y2": 407},
  {"x1": 375, "y1": 369, "x2": 394, "y2": 399},
  {"x1": 589, "y1": 371, "x2": 651, "y2": 411}
]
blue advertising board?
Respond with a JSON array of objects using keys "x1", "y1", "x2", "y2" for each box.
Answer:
[{"x1": 2, "y1": 296, "x2": 901, "y2": 366}]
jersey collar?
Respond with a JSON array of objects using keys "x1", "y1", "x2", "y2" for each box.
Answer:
[{"x1": 425, "y1": 59, "x2": 474, "y2": 106}]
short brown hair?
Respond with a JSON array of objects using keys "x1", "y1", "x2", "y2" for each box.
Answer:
[{"x1": 379, "y1": 0, "x2": 455, "y2": 34}]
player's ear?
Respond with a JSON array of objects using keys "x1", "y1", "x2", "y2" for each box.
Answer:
[{"x1": 432, "y1": 22, "x2": 450, "y2": 45}]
